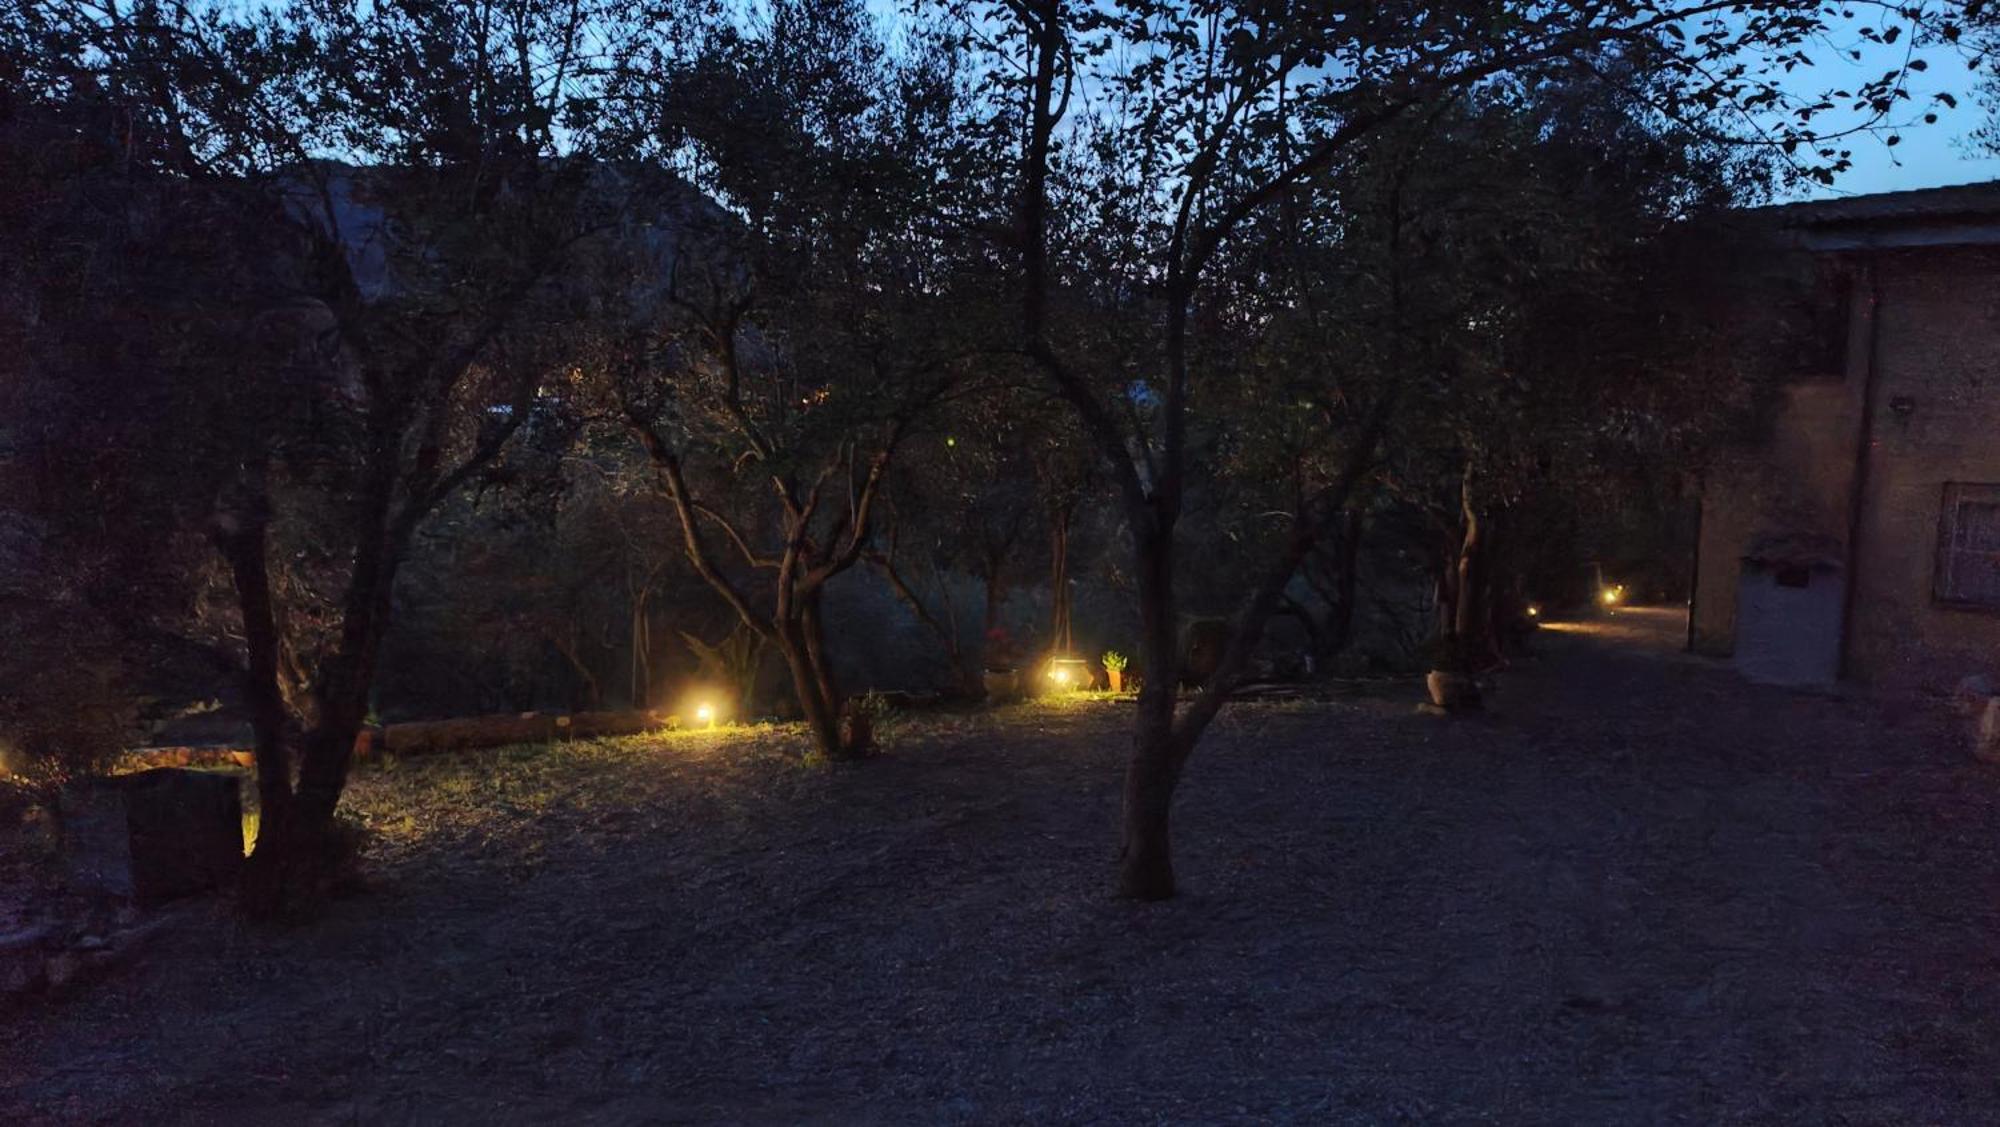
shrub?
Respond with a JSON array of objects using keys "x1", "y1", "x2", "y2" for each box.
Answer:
[{"x1": 0, "y1": 602, "x2": 137, "y2": 785}]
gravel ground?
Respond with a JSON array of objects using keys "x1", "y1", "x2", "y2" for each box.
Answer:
[{"x1": 5, "y1": 608, "x2": 2000, "y2": 1124}]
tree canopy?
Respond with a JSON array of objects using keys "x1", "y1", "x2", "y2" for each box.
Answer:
[{"x1": 0, "y1": 0, "x2": 1982, "y2": 907}]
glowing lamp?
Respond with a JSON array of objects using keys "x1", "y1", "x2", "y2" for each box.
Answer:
[
  {"x1": 1043, "y1": 656, "x2": 1091, "y2": 692},
  {"x1": 1526, "y1": 605, "x2": 1540, "y2": 617},
  {"x1": 695, "y1": 703, "x2": 716, "y2": 726}
]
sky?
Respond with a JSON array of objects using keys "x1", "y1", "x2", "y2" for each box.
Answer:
[
  {"x1": 1826, "y1": 120, "x2": 2000, "y2": 199},
  {"x1": 862, "y1": 0, "x2": 1998, "y2": 204},
  {"x1": 1779, "y1": 24, "x2": 2000, "y2": 201},
  {"x1": 243, "y1": 0, "x2": 1998, "y2": 203}
]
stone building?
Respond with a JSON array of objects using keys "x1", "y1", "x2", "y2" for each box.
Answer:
[{"x1": 1691, "y1": 182, "x2": 2000, "y2": 691}]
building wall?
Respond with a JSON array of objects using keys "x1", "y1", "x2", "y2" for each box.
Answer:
[
  {"x1": 1695, "y1": 245, "x2": 2000, "y2": 691},
  {"x1": 1691, "y1": 283, "x2": 1869, "y2": 656},
  {"x1": 1845, "y1": 247, "x2": 2000, "y2": 690}
]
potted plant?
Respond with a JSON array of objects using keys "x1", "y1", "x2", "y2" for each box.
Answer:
[{"x1": 1102, "y1": 650, "x2": 1129, "y2": 694}]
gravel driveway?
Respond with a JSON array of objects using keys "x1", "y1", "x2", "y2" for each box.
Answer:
[{"x1": 6, "y1": 608, "x2": 1999, "y2": 1124}]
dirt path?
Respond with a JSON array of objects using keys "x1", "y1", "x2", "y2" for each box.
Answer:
[{"x1": 6, "y1": 616, "x2": 2000, "y2": 1124}]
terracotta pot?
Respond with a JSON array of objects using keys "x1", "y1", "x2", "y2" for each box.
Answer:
[
  {"x1": 1107, "y1": 670, "x2": 1124, "y2": 693},
  {"x1": 1425, "y1": 670, "x2": 1481, "y2": 711}
]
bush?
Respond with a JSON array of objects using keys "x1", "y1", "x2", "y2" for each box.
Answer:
[
  {"x1": 0, "y1": 602, "x2": 137, "y2": 785},
  {"x1": 849, "y1": 690, "x2": 901, "y2": 752}
]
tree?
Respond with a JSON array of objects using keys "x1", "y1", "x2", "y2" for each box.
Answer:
[
  {"x1": 0, "y1": 65, "x2": 272, "y2": 782},
  {"x1": 1310, "y1": 76, "x2": 1786, "y2": 671},
  {"x1": 19, "y1": 0, "x2": 635, "y2": 913},
  {"x1": 607, "y1": 0, "x2": 987, "y2": 757},
  {"x1": 931, "y1": 0, "x2": 1973, "y2": 898}
]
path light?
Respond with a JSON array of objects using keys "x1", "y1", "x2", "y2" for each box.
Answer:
[
  {"x1": 1044, "y1": 656, "x2": 1091, "y2": 692},
  {"x1": 1526, "y1": 605, "x2": 1540, "y2": 617},
  {"x1": 695, "y1": 702, "x2": 716, "y2": 727},
  {"x1": 1600, "y1": 584, "x2": 1625, "y2": 607}
]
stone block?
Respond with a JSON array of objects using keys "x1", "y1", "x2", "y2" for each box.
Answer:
[{"x1": 61, "y1": 769, "x2": 243, "y2": 905}]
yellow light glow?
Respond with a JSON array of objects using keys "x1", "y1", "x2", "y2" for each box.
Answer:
[
  {"x1": 1049, "y1": 666, "x2": 1071, "y2": 684},
  {"x1": 1526, "y1": 605, "x2": 1540, "y2": 617},
  {"x1": 695, "y1": 703, "x2": 716, "y2": 726},
  {"x1": 1601, "y1": 588, "x2": 1620, "y2": 606}
]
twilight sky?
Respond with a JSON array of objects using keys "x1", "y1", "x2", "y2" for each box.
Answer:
[
  {"x1": 1782, "y1": 26, "x2": 1999, "y2": 200},
  {"x1": 861, "y1": 2, "x2": 1998, "y2": 203},
  {"x1": 1825, "y1": 121, "x2": 2000, "y2": 199}
]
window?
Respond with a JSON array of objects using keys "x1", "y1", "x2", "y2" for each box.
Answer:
[{"x1": 1935, "y1": 483, "x2": 2000, "y2": 609}]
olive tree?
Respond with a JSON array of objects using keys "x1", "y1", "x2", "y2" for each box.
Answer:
[
  {"x1": 606, "y1": 0, "x2": 993, "y2": 757},
  {"x1": 931, "y1": 0, "x2": 1975, "y2": 898},
  {"x1": 24, "y1": 0, "x2": 641, "y2": 913}
]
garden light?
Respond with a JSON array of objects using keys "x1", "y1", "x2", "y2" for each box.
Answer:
[
  {"x1": 695, "y1": 702, "x2": 716, "y2": 727},
  {"x1": 1601, "y1": 584, "x2": 1624, "y2": 607},
  {"x1": 1526, "y1": 605, "x2": 1540, "y2": 617},
  {"x1": 1044, "y1": 656, "x2": 1090, "y2": 692}
]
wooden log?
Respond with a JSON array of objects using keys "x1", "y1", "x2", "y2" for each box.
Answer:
[
  {"x1": 562, "y1": 711, "x2": 674, "y2": 739},
  {"x1": 380, "y1": 713, "x2": 561, "y2": 755}
]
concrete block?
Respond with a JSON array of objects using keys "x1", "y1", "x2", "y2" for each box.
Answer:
[{"x1": 61, "y1": 769, "x2": 243, "y2": 905}]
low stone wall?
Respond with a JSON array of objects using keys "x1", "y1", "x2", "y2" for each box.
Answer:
[
  {"x1": 122, "y1": 747, "x2": 255, "y2": 770},
  {"x1": 125, "y1": 710, "x2": 678, "y2": 769},
  {"x1": 381, "y1": 710, "x2": 674, "y2": 754}
]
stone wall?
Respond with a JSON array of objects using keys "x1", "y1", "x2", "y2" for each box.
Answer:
[
  {"x1": 1846, "y1": 247, "x2": 2000, "y2": 691},
  {"x1": 1695, "y1": 245, "x2": 2000, "y2": 692},
  {"x1": 1692, "y1": 273, "x2": 1870, "y2": 657}
]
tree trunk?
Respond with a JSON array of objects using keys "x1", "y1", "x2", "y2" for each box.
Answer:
[
  {"x1": 629, "y1": 589, "x2": 653, "y2": 709},
  {"x1": 1454, "y1": 496, "x2": 1481, "y2": 647},
  {"x1": 800, "y1": 594, "x2": 835, "y2": 707},
  {"x1": 552, "y1": 632, "x2": 602, "y2": 713},
  {"x1": 1049, "y1": 501, "x2": 1073, "y2": 654},
  {"x1": 982, "y1": 567, "x2": 1007, "y2": 641},
  {"x1": 213, "y1": 491, "x2": 295, "y2": 841},
  {"x1": 777, "y1": 614, "x2": 844, "y2": 759},
  {"x1": 1446, "y1": 469, "x2": 1505, "y2": 672},
  {"x1": 240, "y1": 493, "x2": 405, "y2": 917},
  {"x1": 1119, "y1": 701, "x2": 1181, "y2": 900},
  {"x1": 1328, "y1": 509, "x2": 1363, "y2": 656},
  {"x1": 1118, "y1": 518, "x2": 1183, "y2": 899},
  {"x1": 1275, "y1": 595, "x2": 1325, "y2": 660},
  {"x1": 1472, "y1": 511, "x2": 1505, "y2": 667}
]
